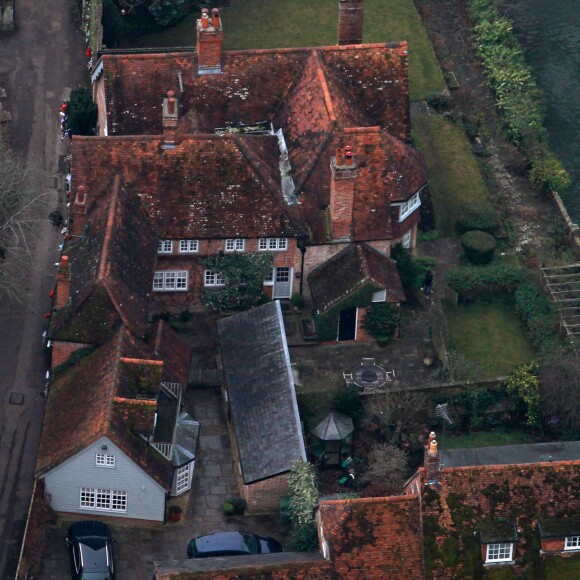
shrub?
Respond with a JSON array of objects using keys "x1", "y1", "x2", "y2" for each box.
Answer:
[
  {"x1": 391, "y1": 243, "x2": 432, "y2": 305},
  {"x1": 66, "y1": 88, "x2": 97, "y2": 136},
  {"x1": 363, "y1": 303, "x2": 399, "y2": 342},
  {"x1": 426, "y1": 91, "x2": 451, "y2": 113},
  {"x1": 454, "y1": 203, "x2": 498, "y2": 236},
  {"x1": 506, "y1": 362, "x2": 541, "y2": 427},
  {"x1": 287, "y1": 461, "x2": 319, "y2": 552},
  {"x1": 149, "y1": 0, "x2": 194, "y2": 27},
  {"x1": 461, "y1": 230, "x2": 496, "y2": 265},
  {"x1": 529, "y1": 147, "x2": 571, "y2": 194},
  {"x1": 446, "y1": 263, "x2": 528, "y2": 299},
  {"x1": 290, "y1": 292, "x2": 305, "y2": 308},
  {"x1": 227, "y1": 497, "x2": 246, "y2": 515}
]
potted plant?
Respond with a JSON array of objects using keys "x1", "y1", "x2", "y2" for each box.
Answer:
[
  {"x1": 290, "y1": 292, "x2": 305, "y2": 311},
  {"x1": 168, "y1": 505, "x2": 182, "y2": 522},
  {"x1": 363, "y1": 303, "x2": 399, "y2": 346}
]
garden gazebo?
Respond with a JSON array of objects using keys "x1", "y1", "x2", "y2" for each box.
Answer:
[{"x1": 310, "y1": 412, "x2": 354, "y2": 467}]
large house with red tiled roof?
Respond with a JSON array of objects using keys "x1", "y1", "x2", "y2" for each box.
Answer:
[
  {"x1": 72, "y1": 1, "x2": 427, "y2": 339},
  {"x1": 36, "y1": 323, "x2": 198, "y2": 523}
]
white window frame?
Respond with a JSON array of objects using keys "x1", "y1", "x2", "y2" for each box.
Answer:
[
  {"x1": 179, "y1": 239, "x2": 199, "y2": 254},
  {"x1": 485, "y1": 543, "x2": 513, "y2": 563},
  {"x1": 204, "y1": 270, "x2": 226, "y2": 287},
  {"x1": 258, "y1": 238, "x2": 288, "y2": 251},
  {"x1": 398, "y1": 192, "x2": 421, "y2": 222},
  {"x1": 157, "y1": 240, "x2": 173, "y2": 254},
  {"x1": 79, "y1": 487, "x2": 127, "y2": 512},
  {"x1": 225, "y1": 238, "x2": 245, "y2": 252},
  {"x1": 95, "y1": 453, "x2": 115, "y2": 468},
  {"x1": 153, "y1": 270, "x2": 188, "y2": 292},
  {"x1": 402, "y1": 229, "x2": 412, "y2": 249},
  {"x1": 175, "y1": 463, "x2": 193, "y2": 495},
  {"x1": 263, "y1": 268, "x2": 274, "y2": 286},
  {"x1": 565, "y1": 536, "x2": 580, "y2": 550}
]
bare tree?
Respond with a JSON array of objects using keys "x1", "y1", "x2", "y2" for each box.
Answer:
[
  {"x1": 0, "y1": 139, "x2": 48, "y2": 302},
  {"x1": 538, "y1": 356, "x2": 580, "y2": 433},
  {"x1": 359, "y1": 442, "x2": 408, "y2": 495}
]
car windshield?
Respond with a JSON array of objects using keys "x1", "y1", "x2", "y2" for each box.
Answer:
[{"x1": 243, "y1": 533, "x2": 259, "y2": 554}]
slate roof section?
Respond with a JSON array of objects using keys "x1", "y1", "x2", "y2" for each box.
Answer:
[
  {"x1": 71, "y1": 135, "x2": 305, "y2": 240},
  {"x1": 478, "y1": 520, "x2": 519, "y2": 544},
  {"x1": 538, "y1": 516, "x2": 580, "y2": 538},
  {"x1": 441, "y1": 441, "x2": 580, "y2": 468},
  {"x1": 49, "y1": 176, "x2": 157, "y2": 343},
  {"x1": 36, "y1": 326, "x2": 191, "y2": 490},
  {"x1": 309, "y1": 243, "x2": 405, "y2": 313},
  {"x1": 217, "y1": 301, "x2": 306, "y2": 484},
  {"x1": 318, "y1": 495, "x2": 424, "y2": 579}
]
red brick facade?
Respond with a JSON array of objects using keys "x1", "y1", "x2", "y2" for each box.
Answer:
[
  {"x1": 51, "y1": 341, "x2": 88, "y2": 368},
  {"x1": 242, "y1": 473, "x2": 290, "y2": 514},
  {"x1": 196, "y1": 9, "x2": 223, "y2": 71}
]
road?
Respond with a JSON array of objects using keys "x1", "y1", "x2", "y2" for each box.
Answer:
[{"x1": 0, "y1": 1, "x2": 85, "y2": 577}]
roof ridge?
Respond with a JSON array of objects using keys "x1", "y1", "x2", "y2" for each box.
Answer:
[
  {"x1": 314, "y1": 51, "x2": 336, "y2": 123},
  {"x1": 103, "y1": 328, "x2": 126, "y2": 433},
  {"x1": 357, "y1": 244, "x2": 371, "y2": 279},
  {"x1": 98, "y1": 175, "x2": 121, "y2": 281}
]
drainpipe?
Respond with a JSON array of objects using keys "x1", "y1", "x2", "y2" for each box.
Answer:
[{"x1": 297, "y1": 236, "x2": 307, "y2": 295}]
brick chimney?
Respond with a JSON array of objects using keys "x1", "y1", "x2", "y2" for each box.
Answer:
[
  {"x1": 71, "y1": 185, "x2": 88, "y2": 237},
  {"x1": 162, "y1": 90, "x2": 178, "y2": 146},
  {"x1": 196, "y1": 7, "x2": 223, "y2": 74},
  {"x1": 56, "y1": 255, "x2": 71, "y2": 309},
  {"x1": 330, "y1": 145, "x2": 358, "y2": 240},
  {"x1": 424, "y1": 431, "x2": 440, "y2": 484},
  {"x1": 338, "y1": 0, "x2": 365, "y2": 45}
]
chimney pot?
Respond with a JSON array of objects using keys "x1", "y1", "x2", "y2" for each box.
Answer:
[
  {"x1": 61, "y1": 255, "x2": 69, "y2": 263},
  {"x1": 428, "y1": 439, "x2": 438, "y2": 457},
  {"x1": 344, "y1": 145, "x2": 353, "y2": 166},
  {"x1": 429, "y1": 431, "x2": 436, "y2": 443},
  {"x1": 201, "y1": 8, "x2": 210, "y2": 28},
  {"x1": 211, "y1": 8, "x2": 221, "y2": 28},
  {"x1": 76, "y1": 185, "x2": 87, "y2": 205},
  {"x1": 336, "y1": 147, "x2": 344, "y2": 166}
]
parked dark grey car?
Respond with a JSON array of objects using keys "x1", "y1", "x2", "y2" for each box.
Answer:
[
  {"x1": 65, "y1": 521, "x2": 115, "y2": 579},
  {"x1": 187, "y1": 531, "x2": 283, "y2": 558}
]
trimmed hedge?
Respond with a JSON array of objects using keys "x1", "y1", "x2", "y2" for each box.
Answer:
[
  {"x1": 461, "y1": 230, "x2": 496, "y2": 265},
  {"x1": 446, "y1": 263, "x2": 528, "y2": 299},
  {"x1": 455, "y1": 203, "x2": 499, "y2": 236}
]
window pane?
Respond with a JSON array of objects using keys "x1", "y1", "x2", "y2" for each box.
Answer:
[
  {"x1": 278, "y1": 238, "x2": 288, "y2": 250},
  {"x1": 165, "y1": 272, "x2": 176, "y2": 289},
  {"x1": 96, "y1": 489, "x2": 110, "y2": 510},
  {"x1": 259, "y1": 239, "x2": 267, "y2": 250}
]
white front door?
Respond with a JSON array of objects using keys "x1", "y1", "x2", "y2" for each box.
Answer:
[{"x1": 273, "y1": 267, "x2": 293, "y2": 299}]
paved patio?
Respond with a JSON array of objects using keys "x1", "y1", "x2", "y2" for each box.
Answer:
[{"x1": 38, "y1": 386, "x2": 280, "y2": 579}]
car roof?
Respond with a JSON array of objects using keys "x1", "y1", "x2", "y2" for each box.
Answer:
[
  {"x1": 68, "y1": 520, "x2": 112, "y2": 539},
  {"x1": 78, "y1": 543, "x2": 109, "y2": 572},
  {"x1": 194, "y1": 532, "x2": 250, "y2": 553}
]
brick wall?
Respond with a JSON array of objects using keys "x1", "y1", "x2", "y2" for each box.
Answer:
[
  {"x1": 94, "y1": 73, "x2": 107, "y2": 136},
  {"x1": 197, "y1": 27, "x2": 223, "y2": 71},
  {"x1": 51, "y1": 341, "x2": 89, "y2": 368},
  {"x1": 338, "y1": 0, "x2": 365, "y2": 45},
  {"x1": 330, "y1": 165, "x2": 357, "y2": 240},
  {"x1": 243, "y1": 473, "x2": 290, "y2": 514},
  {"x1": 541, "y1": 537, "x2": 567, "y2": 553}
]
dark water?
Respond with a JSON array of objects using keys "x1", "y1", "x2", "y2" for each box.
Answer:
[{"x1": 498, "y1": 0, "x2": 580, "y2": 221}]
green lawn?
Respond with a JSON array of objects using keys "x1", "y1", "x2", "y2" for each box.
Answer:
[
  {"x1": 445, "y1": 301, "x2": 535, "y2": 378},
  {"x1": 443, "y1": 428, "x2": 542, "y2": 450},
  {"x1": 413, "y1": 115, "x2": 492, "y2": 236},
  {"x1": 125, "y1": 0, "x2": 444, "y2": 101}
]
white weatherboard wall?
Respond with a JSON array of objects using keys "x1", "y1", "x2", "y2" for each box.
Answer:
[{"x1": 43, "y1": 436, "x2": 167, "y2": 521}]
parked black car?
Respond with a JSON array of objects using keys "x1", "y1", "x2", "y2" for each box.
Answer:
[
  {"x1": 65, "y1": 520, "x2": 115, "y2": 579},
  {"x1": 187, "y1": 531, "x2": 283, "y2": 558}
]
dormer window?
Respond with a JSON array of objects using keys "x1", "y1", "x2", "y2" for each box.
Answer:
[
  {"x1": 259, "y1": 238, "x2": 288, "y2": 251},
  {"x1": 398, "y1": 192, "x2": 421, "y2": 222},
  {"x1": 485, "y1": 543, "x2": 514, "y2": 563},
  {"x1": 158, "y1": 240, "x2": 173, "y2": 254},
  {"x1": 565, "y1": 536, "x2": 580, "y2": 550},
  {"x1": 179, "y1": 240, "x2": 199, "y2": 253}
]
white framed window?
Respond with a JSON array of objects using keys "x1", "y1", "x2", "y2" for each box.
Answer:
[
  {"x1": 175, "y1": 463, "x2": 193, "y2": 494},
  {"x1": 398, "y1": 192, "x2": 421, "y2": 222},
  {"x1": 225, "y1": 238, "x2": 245, "y2": 252},
  {"x1": 402, "y1": 229, "x2": 412, "y2": 249},
  {"x1": 179, "y1": 239, "x2": 199, "y2": 254},
  {"x1": 95, "y1": 453, "x2": 115, "y2": 468},
  {"x1": 565, "y1": 536, "x2": 580, "y2": 550},
  {"x1": 485, "y1": 543, "x2": 513, "y2": 563},
  {"x1": 258, "y1": 238, "x2": 288, "y2": 251},
  {"x1": 263, "y1": 268, "x2": 274, "y2": 286},
  {"x1": 204, "y1": 270, "x2": 226, "y2": 287},
  {"x1": 79, "y1": 487, "x2": 127, "y2": 512},
  {"x1": 157, "y1": 240, "x2": 173, "y2": 254},
  {"x1": 153, "y1": 270, "x2": 188, "y2": 291}
]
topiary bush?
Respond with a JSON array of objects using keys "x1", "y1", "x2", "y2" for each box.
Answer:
[
  {"x1": 455, "y1": 203, "x2": 498, "y2": 236},
  {"x1": 363, "y1": 302, "x2": 399, "y2": 342},
  {"x1": 460, "y1": 230, "x2": 497, "y2": 265},
  {"x1": 446, "y1": 263, "x2": 528, "y2": 300}
]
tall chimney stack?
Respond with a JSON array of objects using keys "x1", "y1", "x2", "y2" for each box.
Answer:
[
  {"x1": 197, "y1": 7, "x2": 223, "y2": 74},
  {"x1": 71, "y1": 185, "x2": 88, "y2": 237},
  {"x1": 56, "y1": 255, "x2": 71, "y2": 309},
  {"x1": 338, "y1": 0, "x2": 365, "y2": 46},
  {"x1": 424, "y1": 431, "x2": 441, "y2": 484},
  {"x1": 162, "y1": 89, "x2": 179, "y2": 147},
  {"x1": 330, "y1": 145, "x2": 358, "y2": 240}
]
